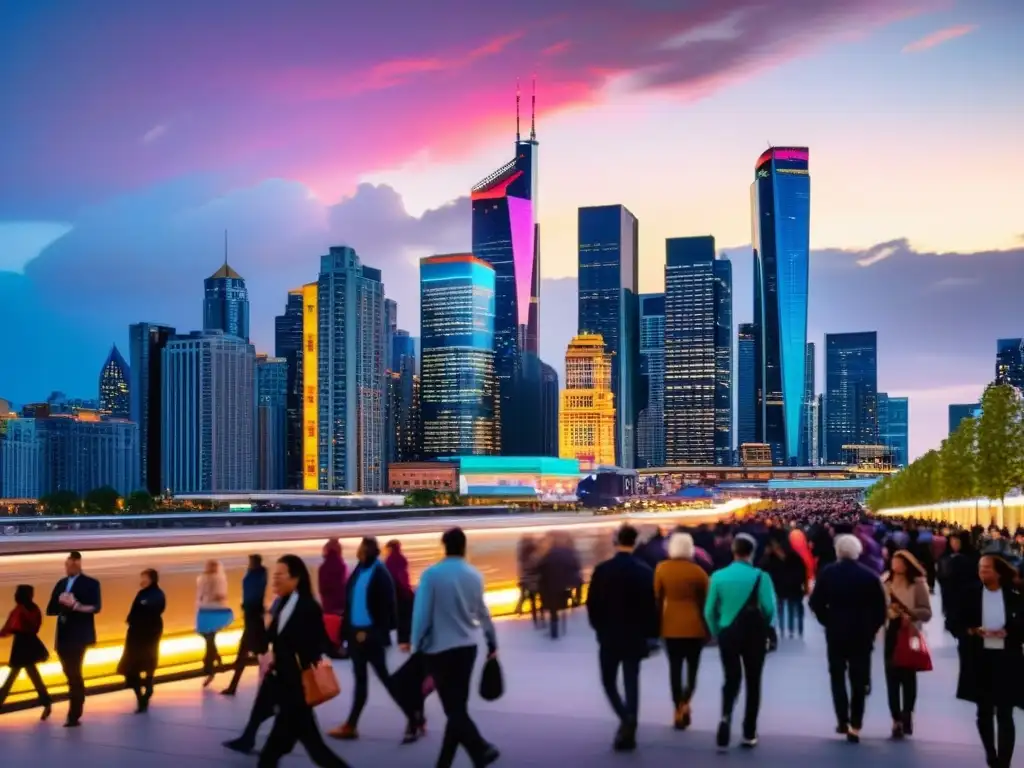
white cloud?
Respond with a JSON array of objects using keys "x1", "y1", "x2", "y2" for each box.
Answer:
[{"x1": 141, "y1": 124, "x2": 168, "y2": 145}]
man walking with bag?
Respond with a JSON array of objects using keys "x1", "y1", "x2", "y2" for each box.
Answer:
[{"x1": 705, "y1": 533, "x2": 776, "y2": 751}]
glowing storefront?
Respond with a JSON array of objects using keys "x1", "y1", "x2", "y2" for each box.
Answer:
[{"x1": 456, "y1": 456, "x2": 581, "y2": 501}]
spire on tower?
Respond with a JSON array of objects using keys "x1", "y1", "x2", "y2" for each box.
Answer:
[
  {"x1": 530, "y1": 75, "x2": 536, "y2": 141},
  {"x1": 224, "y1": 229, "x2": 228, "y2": 267},
  {"x1": 516, "y1": 79, "x2": 521, "y2": 143}
]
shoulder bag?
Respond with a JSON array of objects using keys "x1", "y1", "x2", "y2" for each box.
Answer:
[
  {"x1": 888, "y1": 589, "x2": 933, "y2": 672},
  {"x1": 300, "y1": 656, "x2": 341, "y2": 707}
]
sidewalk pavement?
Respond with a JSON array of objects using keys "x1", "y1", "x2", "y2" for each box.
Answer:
[{"x1": 0, "y1": 609, "x2": 992, "y2": 767}]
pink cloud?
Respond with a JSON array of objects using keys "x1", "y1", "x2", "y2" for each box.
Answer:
[{"x1": 902, "y1": 24, "x2": 978, "y2": 53}]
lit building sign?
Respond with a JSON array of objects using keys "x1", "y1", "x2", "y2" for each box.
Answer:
[
  {"x1": 755, "y1": 147, "x2": 810, "y2": 171},
  {"x1": 302, "y1": 281, "x2": 318, "y2": 490}
]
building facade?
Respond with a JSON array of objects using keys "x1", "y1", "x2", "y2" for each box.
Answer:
[
  {"x1": 1, "y1": 413, "x2": 139, "y2": 499},
  {"x1": 664, "y1": 237, "x2": 732, "y2": 466},
  {"x1": 878, "y1": 393, "x2": 909, "y2": 468},
  {"x1": 540, "y1": 361, "x2": 560, "y2": 457},
  {"x1": 824, "y1": 331, "x2": 878, "y2": 464},
  {"x1": 577, "y1": 204, "x2": 639, "y2": 468},
  {"x1": 559, "y1": 334, "x2": 616, "y2": 468},
  {"x1": 390, "y1": 330, "x2": 420, "y2": 462},
  {"x1": 99, "y1": 345, "x2": 130, "y2": 419},
  {"x1": 161, "y1": 331, "x2": 256, "y2": 493},
  {"x1": 419, "y1": 254, "x2": 499, "y2": 458},
  {"x1": 800, "y1": 342, "x2": 816, "y2": 465},
  {"x1": 752, "y1": 147, "x2": 811, "y2": 464},
  {"x1": 203, "y1": 262, "x2": 250, "y2": 341},
  {"x1": 996, "y1": 338, "x2": 1024, "y2": 391},
  {"x1": 637, "y1": 293, "x2": 665, "y2": 468},
  {"x1": 737, "y1": 322, "x2": 756, "y2": 449},
  {"x1": 129, "y1": 322, "x2": 175, "y2": 495},
  {"x1": 256, "y1": 355, "x2": 288, "y2": 490},
  {"x1": 948, "y1": 402, "x2": 981, "y2": 436},
  {"x1": 274, "y1": 289, "x2": 304, "y2": 489}
]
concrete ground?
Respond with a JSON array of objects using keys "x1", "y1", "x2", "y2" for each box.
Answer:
[{"x1": 0, "y1": 610, "x2": 1006, "y2": 767}]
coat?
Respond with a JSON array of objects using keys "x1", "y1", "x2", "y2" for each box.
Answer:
[
  {"x1": 119, "y1": 585, "x2": 165, "y2": 676},
  {"x1": 587, "y1": 552, "x2": 658, "y2": 658},
  {"x1": 654, "y1": 558, "x2": 709, "y2": 639},
  {"x1": 341, "y1": 560, "x2": 397, "y2": 646},
  {"x1": 948, "y1": 583, "x2": 1024, "y2": 708},
  {"x1": 809, "y1": 560, "x2": 887, "y2": 650},
  {"x1": 318, "y1": 553, "x2": 348, "y2": 616},
  {"x1": 537, "y1": 545, "x2": 582, "y2": 610},
  {"x1": 265, "y1": 593, "x2": 331, "y2": 709},
  {"x1": 1, "y1": 604, "x2": 49, "y2": 667},
  {"x1": 46, "y1": 574, "x2": 102, "y2": 650}
]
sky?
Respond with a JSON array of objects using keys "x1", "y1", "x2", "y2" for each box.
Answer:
[{"x1": 1, "y1": 0, "x2": 1022, "y2": 461}]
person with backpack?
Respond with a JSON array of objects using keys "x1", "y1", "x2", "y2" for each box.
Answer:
[{"x1": 704, "y1": 533, "x2": 777, "y2": 752}]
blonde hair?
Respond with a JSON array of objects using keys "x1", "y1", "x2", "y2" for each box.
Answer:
[{"x1": 668, "y1": 532, "x2": 695, "y2": 560}]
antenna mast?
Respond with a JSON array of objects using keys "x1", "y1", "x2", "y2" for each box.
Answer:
[
  {"x1": 530, "y1": 75, "x2": 536, "y2": 141},
  {"x1": 516, "y1": 79, "x2": 521, "y2": 142},
  {"x1": 223, "y1": 229, "x2": 228, "y2": 266}
]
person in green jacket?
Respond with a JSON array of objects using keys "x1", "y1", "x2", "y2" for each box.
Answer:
[{"x1": 704, "y1": 533, "x2": 777, "y2": 752}]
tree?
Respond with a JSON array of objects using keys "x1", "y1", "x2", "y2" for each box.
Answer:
[
  {"x1": 940, "y1": 416, "x2": 977, "y2": 501},
  {"x1": 124, "y1": 490, "x2": 156, "y2": 515},
  {"x1": 405, "y1": 489, "x2": 438, "y2": 507},
  {"x1": 976, "y1": 383, "x2": 1023, "y2": 505},
  {"x1": 84, "y1": 486, "x2": 121, "y2": 515},
  {"x1": 40, "y1": 490, "x2": 81, "y2": 516}
]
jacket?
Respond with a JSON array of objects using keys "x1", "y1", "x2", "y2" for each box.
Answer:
[
  {"x1": 342, "y1": 560, "x2": 396, "y2": 645},
  {"x1": 705, "y1": 561, "x2": 777, "y2": 637},
  {"x1": 809, "y1": 559, "x2": 886, "y2": 649},
  {"x1": 1, "y1": 603, "x2": 48, "y2": 667},
  {"x1": 537, "y1": 545, "x2": 582, "y2": 609},
  {"x1": 318, "y1": 553, "x2": 348, "y2": 615},
  {"x1": 119, "y1": 585, "x2": 165, "y2": 675},
  {"x1": 46, "y1": 574, "x2": 102, "y2": 649},
  {"x1": 947, "y1": 583, "x2": 1024, "y2": 708},
  {"x1": 761, "y1": 551, "x2": 806, "y2": 600},
  {"x1": 586, "y1": 552, "x2": 658, "y2": 658},
  {"x1": 266, "y1": 593, "x2": 331, "y2": 709},
  {"x1": 654, "y1": 558, "x2": 709, "y2": 639}
]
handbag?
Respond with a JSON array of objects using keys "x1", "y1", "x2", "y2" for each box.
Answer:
[
  {"x1": 300, "y1": 656, "x2": 341, "y2": 707},
  {"x1": 891, "y1": 621, "x2": 933, "y2": 672},
  {"x1": 196, "y1": 607, "x2": 234, "y2": 635},
  {"x1": 479, "y1": 655, "x2": 504, "y2": 702}
]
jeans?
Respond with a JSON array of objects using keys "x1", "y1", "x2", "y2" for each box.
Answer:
[
  {"x1": 664, "y1": 638, "x2": 703, "y2": 705},
  {"x1": 598, "y1": 646, "x2": 641, "y2": 727},
  {"x1": 718, "y1": 628, "x2": 767, "y2": 739},
  {"x1": 57, "y1": 645, "x2": 87, "y2": 722},
  {"x1": 977, "y1": 701, "x2": 1016, "y2": 767},
  {"x1": 777, "y1": 597, "x2": 804, "y2": 636},
  {"x1": 426, "y1": 645, "x2": 491, "y2": 767},
  {"x1": 826, "y1": 642, "x2": 871, "y2": 730}
]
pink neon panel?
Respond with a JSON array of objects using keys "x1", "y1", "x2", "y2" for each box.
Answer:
[
  {"x1": 756, "y1": 147, "x2": 809, "y2": 169},
  {"x1": 471, "y1": 170, "x2": 523, "y2": 200},
  {"x1": 507, "y1": 196, "x2": 535, "y2": 328}
]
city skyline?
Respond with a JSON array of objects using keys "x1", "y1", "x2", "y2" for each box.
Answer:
[{"x1": 2, "y1": 0, "x2": 1022, "y2": 462}]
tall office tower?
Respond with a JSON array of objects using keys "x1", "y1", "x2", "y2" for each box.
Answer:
[
  {"x1": 540, "y1": 361, "x2": 560, "y2": 457},
  {"x1": 559, "y1": 334, "x2": 616, "y2": 467},
  {"x1": 129, "y1": 322, "x2": 175, "y2": 495},
  {"x1": 256, "y1": 355, "x2": 288, "y2": 490},
  {"x1": 799, "y1": 342, "x2": 816, "y2": 464},
  {"x1": 384, "y1": 298, "x2": 398, "y2": 373},
  {"x1": 470, "y1": 81, "x2": 541, "y2": 454},
  {"x1": 161, "y1": 331, "x2": 256, "y2": 492},
  {"x1": 878, "y1": 393, "x2": 909, "y2": 467},
  {"x1": 419, "y1": 254, "x2": 499, "y2": 458},
  {"x1": 315, "y1": 247, "x2": 386, "y2": 492},
  {"x1": 816, "y1": 393, "x2": 826, "y2": 464},
  {"x1": 805, "y1": 395, "x2": 821, "y2": 466},
  {"x1": 996, "y1": 338, "x2": 1024, "y2": 391},
  {"x1": 391, "y1": 330, "x2": 420, "y2": 461},
  {"x1": 637, "y1": 294, "x2": 665, "y2": 468},
  {"x1": 99, "y1": 344, "x2": 130, "y2": 419},
  {"x1": 824, "y1": 331, "x2": 878, "y2": 464},
  {"x1": 948, "y1": 402, "x2": 981, "y2": 435},
  {"x1": 578, "y1": 205, "x2": 639, "y2": 468},
  {"x1": 664, "y1": 237, "x2": 732, "y2": 465},
  {"x1": 1, "y1": 412, "x2": 139, "y2": 498},
  {"x1": 301, "y1": 282, "x2": 318, "y2": 489},
  {"x1": 274, "y1": 290, "x2": 304, "y2": 489},
  {"x1": 752, "y1": 147, "x2": 811, "y2": 465},
  {"x1": 203, "y1": 258, "x2": 250, "y2": 341},
  {"x1": 737, "y1": 323, "x2": 756, "y2": 448}
]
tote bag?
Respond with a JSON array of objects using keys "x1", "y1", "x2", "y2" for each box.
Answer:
[
  {"x1": 479, "y1": 656, "x2": 504, "y2": 702},
  {"x1": 892, "y1": 621, "x2": 933, "y2": 672},
  {"x1": 301, "y1": 657, "x2": 341, "y2": 707}
]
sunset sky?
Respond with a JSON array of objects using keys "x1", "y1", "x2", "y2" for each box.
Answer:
[{"x1": 2, "y1": 0, "x2": 1022, "y2": 460}]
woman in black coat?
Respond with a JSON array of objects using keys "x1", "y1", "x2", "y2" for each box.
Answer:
[
  {"x1": 948, "y1": 554, "x2": 1024, "y2": 768},
  {"x1": 0, "y1": 584, "x2": 51, "y2": 719},
  {"x1": 119, "y1": 568, "x2": 165, "y2": 712}
]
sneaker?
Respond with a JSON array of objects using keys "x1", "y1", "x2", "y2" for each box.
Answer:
[
  {"x1": 846, "y1": 729, "x2": 860, "y2": 744},
  {"x1": 613, "y1": 723, "x2": 637, "y2": 752},
  {"x1": 741, "y1": 735, "x2": 758, "y2": 749},
  {"x1": 716, "y1": 719, "x2": 730, "y2": 751}
]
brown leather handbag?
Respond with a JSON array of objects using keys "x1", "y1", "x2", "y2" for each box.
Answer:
[{"x1": 299, "y1": 656, "x2": 340, "y2": 707}]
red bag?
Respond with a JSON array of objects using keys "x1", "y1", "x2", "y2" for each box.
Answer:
[
  {"x1": 891, "y1": 621, "x2": 933, "y2": 672},
  {"x1": 323, "y1": 613, "x2": 342, "y2": 647}
]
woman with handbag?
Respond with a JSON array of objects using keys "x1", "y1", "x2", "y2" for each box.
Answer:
[
  {"x1": 118, "y1": 569, "x2": 165, "y2": 712},
  {"x1": 949, "y1": 554, "x2": 1024, "y2": 768},
  {"x1": 196, "y1": 559, "x2": 232, "y2": 688},
  {"x1": 258, "y1": 555, "x2": 349, "y2": 768},
  {"x1": 883, "y1": 550, "x2": 933, "y2": 740},
  {"x1": 0, "y1": 584, "x2": 52, "y2": 719}
]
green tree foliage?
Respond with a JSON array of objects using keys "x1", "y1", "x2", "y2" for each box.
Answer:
[
  {"x1": 124, "y1": 490, "x2": 156, "y2": 514},
  {"x1": 84, "y1": 485, "x2": 122, "y2": 515},
  {"x1": 940, "y1": 416, "x2": 977, "y2": 501},
  {"x1": 405, "y1": 489, "x2": 439, "y2": 507},
  {"x1": 976, "y1": 383, "x2": 1024, "y2": 503},
  {"x1": 40, "y1": 490, "x2": 82, "y2": 516}
]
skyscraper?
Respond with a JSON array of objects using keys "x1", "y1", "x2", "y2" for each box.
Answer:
[
  {"x1": 301, "y1": 282, "x2": 318, "y2": 490},
  {"x1": 578, "y1": 204, "x2": 639, "y2": 468},
  {"x1": 752, "y1": 147, "x2": 811, "y2": 464},
  {"x1": 274, "y1": 290, "x2": 303, "y2": 489},
  {"x1": 637, "y1": 294, "x2": 665, "y2": 468},
  {"x1": 664, "y1": 237, "x2": 732, "y2": 465},
  {"x1": 559, "y1": 334, "x2": 616, "y2": 468},
  {"x1": 736, "y1": 323, "x2": 756, "y2": 449},
  {"x1": 161, "y1": 331, "x2": 256, "y2": 492},
  {"x1": 390, "y1": 330, "x2": 420, "y2": 461},
  {"x1": 877, "y1": 393, "x2": 909, "y2": 467},
  {"x1": 470, "y1": 82, "x2": 540, "y2": 454},
  {"x1": 540, "y1": 361, "x2": 559, "y2": 457},
  {"x1": 203, "y1": 260, "x2": 250, "y2": 341},
  {"x1": 948, "y1": 402, "x2": 981, "y2": 435},
  {"x1": 315, "y1": 247, "x2": 386, "y2": 492},
  {"x1": 800, "y1": 342, "x2": 816, "y2": 465},
  {"x1": 419, "y1": 254, "x2": 499, "y2": 458},
  {"x1": 99, "y1": 344, "x2": 130, "y2": 419},
  {"x1": 996, "y1": 338, "x2": 1024, "y2": 391},
  {"x1": 256, "y1": 355, "x2": 288, "y2": 490},
  {"x1": 384, "y1": 298, "x2": 398, "y2": 373},
  {"x1": 824, "y1": 331, "x2": 878, "y2": 464},
  {"x1": 129, "y1": 322, "x2": 175, "y2": 495}
]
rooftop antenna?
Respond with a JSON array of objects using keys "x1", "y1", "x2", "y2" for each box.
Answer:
[
  {"x1": 530, "y1": 75, "x2": 537, "y2": 141},
  {"x1": 516, "y1": 79, "x2": 521, "y2": 143},
  {"x1": 223, "y1": 229, "x2": 228, "y2": 266}
]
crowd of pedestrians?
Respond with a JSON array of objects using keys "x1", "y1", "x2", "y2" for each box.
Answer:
[{"x1": 2, "y1": 495, "x2": 1024, "y2": 767}]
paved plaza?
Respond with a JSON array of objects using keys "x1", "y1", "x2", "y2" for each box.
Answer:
[{"x1": 0, "y1": 610, "x2": 1001, "y2": 766}]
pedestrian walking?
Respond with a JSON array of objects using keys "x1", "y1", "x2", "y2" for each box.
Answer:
[
  {"x1": 118, "y1": 568, "x2": 165, "y2": 713},
  {"x1": 0, "y1": 584, "x2": 51, "y2": 718},
  {"x1": 319, "y1": 539, "x2": 348, "y2": 655},
  {"x1": 883, "y1": 549, "x2": 932, "y2": 739},
  {"x1": 222, "y1": 554, "x2": 267, "y2": 696},
  {"x1": 196, "y1": 559, "x2": 232, "y2": 688}
]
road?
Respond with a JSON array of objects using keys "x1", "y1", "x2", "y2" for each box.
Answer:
[{"x1": 0, "y1": 506, "x2": 736, "y2": 659}]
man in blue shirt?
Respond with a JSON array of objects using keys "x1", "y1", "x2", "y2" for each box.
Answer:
[{"x1": 705, "y1": 533, "x2": 776, "y2": 751}]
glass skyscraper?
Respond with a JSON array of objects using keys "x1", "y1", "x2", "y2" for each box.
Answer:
[
  {"x1": 637, "y1": 294, "x2": 665, "y2": 468},
  {"x1": 274, "y1": 290, "x2": 303, "y2": 489},
  {"x1": 203, "y1": 261, "x2": 250, "y2": 341},
  {"x1": 736, "y1": 323, "x2": 756, "y2": 449},
  {"x1": 824, "y1": 331, "x2": 878, "y2": 464},
  {"x1": 129, "y1": 322, "x2": 175, "y2": 495},
  {"x1": 752, "y1": 147, "x2": 810, "y2": 464},
  {"x1": 256, "y1": 355, "x2": 288, "y2": 490},
  {"x1": 949, "y1": 402, "x2": 980, "y2": 435},
  {"x1": 664, "y1": 237, "x2": 732, "y2": 465},
  {"x1": 540, "y1": 361, "x2": 559, "y2": 457},
  {"x1": 99, "y1": 344, "x2": 130, "y2": 419},
  {"x1": 578, "y1": 204, "x2": 639, "y2": 468},
  {"x1": 800, "y1": 342, "x2": 816, "y2": 465},
  {"x1": 419, "y1": 254, "x2": 499, "y2": 458},
  {"x1": 996, "y1": 338, "x2": 1024, "y2": 391},
  {"x1": 878, "y1": 392, "x2": 909, "y2": 467}
]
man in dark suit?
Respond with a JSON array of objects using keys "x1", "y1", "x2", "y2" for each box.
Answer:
[
  {"x1": 586, "y1": 524, "x2": 658, "y2": 751},
  {"x1": 809, "y1": 533, "x2": 887, "y2": 743},
  {"x1": 46, "y1": 550, "x2": 101, "y2": 727}
]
